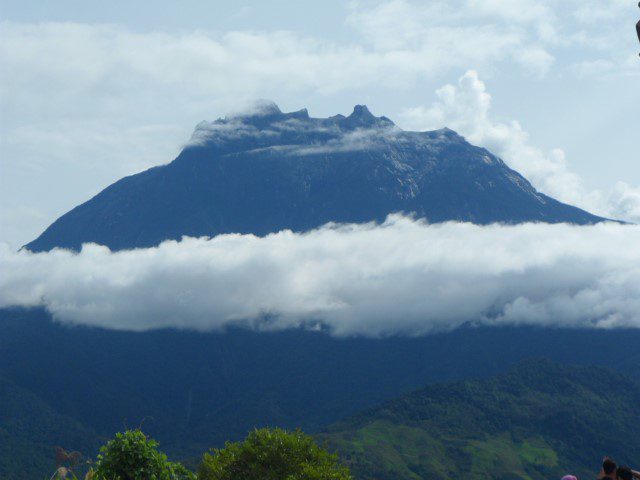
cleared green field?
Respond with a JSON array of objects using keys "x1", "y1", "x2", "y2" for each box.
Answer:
[{"x1": 321, "y1": 360, "x2": 640, "y2": 480}]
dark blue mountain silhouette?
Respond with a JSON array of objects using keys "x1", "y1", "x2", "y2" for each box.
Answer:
[
  {"x1": 2, "y1": 307, "x2": 640, "y2": 463},
  {"x1": 25, "y1": 103, "x2": 604, "y2": 252}
]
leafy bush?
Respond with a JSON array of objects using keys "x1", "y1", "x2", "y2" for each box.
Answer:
[
  {"x1": 92, "y1": 430, "x2": 194, "y2": 480},
  {"x1": 198, "y1": 428, "x2": 352, "y2": 480}
]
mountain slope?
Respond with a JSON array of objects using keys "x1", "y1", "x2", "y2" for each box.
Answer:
[
  {"x1": 3, "y1": 307, "x2": 640, "y2": 464},
  {"x1": 25, "y1": 103, "x2": 604, "y2": 252},
  {"x1": 321, "y1": 360, "x2": 640, "y2": 480},
  {"x1": 0, "y1": 374, "x2": 102, "y2": 480}
]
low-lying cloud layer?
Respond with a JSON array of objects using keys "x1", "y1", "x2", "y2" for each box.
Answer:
[{"x1": 2, "y1": 216, "x2": 640, "y2": 337}]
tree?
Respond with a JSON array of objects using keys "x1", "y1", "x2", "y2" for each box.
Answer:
[
  {"x1": 198, "y1": 428, "x2": 352, "y2": 480},
  {"x1": 92, "y1": 430, "x2": 194, "y2": 480}
]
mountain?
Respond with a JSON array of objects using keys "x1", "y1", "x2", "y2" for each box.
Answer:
[
  {"x1": 2, "y1": 307, "x2": 640, "y2": 468},
  {"x1": 321, "y1": 360, "x2": 640, "y2": 480},
  {"x1": 25, "y1": 102, "x2": 604, "y2": 252},
  {"x1": 0, "y1": 374, "x2": 102, "y2": 480}
]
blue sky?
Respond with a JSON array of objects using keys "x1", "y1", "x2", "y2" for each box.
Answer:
[{"x1": 1, "y1": 0, "x2": 639, "y2": 247}]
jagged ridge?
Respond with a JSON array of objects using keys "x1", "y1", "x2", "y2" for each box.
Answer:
[{"x1": 26, "y1": 103, "x2": 605, "y2": 252}]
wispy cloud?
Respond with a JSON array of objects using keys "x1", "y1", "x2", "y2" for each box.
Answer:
[
  {"x1": 399, "y1": 70, "x2": 640, "y2": 223},
  {"x1": 2, "y1": 216, "x2": 640, "y2": 336}
]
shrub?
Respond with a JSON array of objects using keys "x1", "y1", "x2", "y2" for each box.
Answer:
[
  {"x1": 198, "y1": 427, "x2": 352, "y2": 480},
  {"x1": 92, "y1": 430, "x2": 194, "y2": 480}
]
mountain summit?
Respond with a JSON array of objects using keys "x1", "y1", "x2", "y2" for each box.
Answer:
[{"x1": 26, "y1": 103, "x2": 604, "y2": 252}]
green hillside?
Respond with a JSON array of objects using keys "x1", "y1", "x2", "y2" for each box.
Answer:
[
  {"x1": 321, "y1": 359, "x2": 640, "y2": 480},
  {"x1": 0, "y1": 375, "x2": 103, "y2": 479}
]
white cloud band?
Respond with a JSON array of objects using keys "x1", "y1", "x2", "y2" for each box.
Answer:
[{"x1": 2, "y1": 216, "x2": 640, "y2": 336}]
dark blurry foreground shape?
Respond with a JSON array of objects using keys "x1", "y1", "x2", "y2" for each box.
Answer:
[{"x1": 636, "y1": 2, "x2": 640, "y2": 54}]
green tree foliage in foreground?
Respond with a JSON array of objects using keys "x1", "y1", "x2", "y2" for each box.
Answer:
[
  {"x1": 92, "y1": 430, "x2": 194, "y2": 480},
  {"x1": 198, "y1": 428, "x2": 352, "y2": 480},
  {"x1": 49, "y1": 428, "x2": 351, "y2": 480}
]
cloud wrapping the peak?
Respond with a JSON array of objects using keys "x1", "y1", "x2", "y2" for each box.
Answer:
[{"x1": 2, "y1": 216, "x2": 640, "y2": 337}]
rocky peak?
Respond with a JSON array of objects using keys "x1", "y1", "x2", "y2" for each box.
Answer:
[{"x1": 341, "y1": 104, "x2": 395, "y2": 130}]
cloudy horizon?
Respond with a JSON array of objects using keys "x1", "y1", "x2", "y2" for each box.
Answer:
[{"x1": 3, "y1": 215, "x2": 640, "y2": 336}]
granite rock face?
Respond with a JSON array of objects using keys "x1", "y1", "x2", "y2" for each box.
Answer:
[{"x1": 26, "y1": 103, "x2": 604, "y2": 252}]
